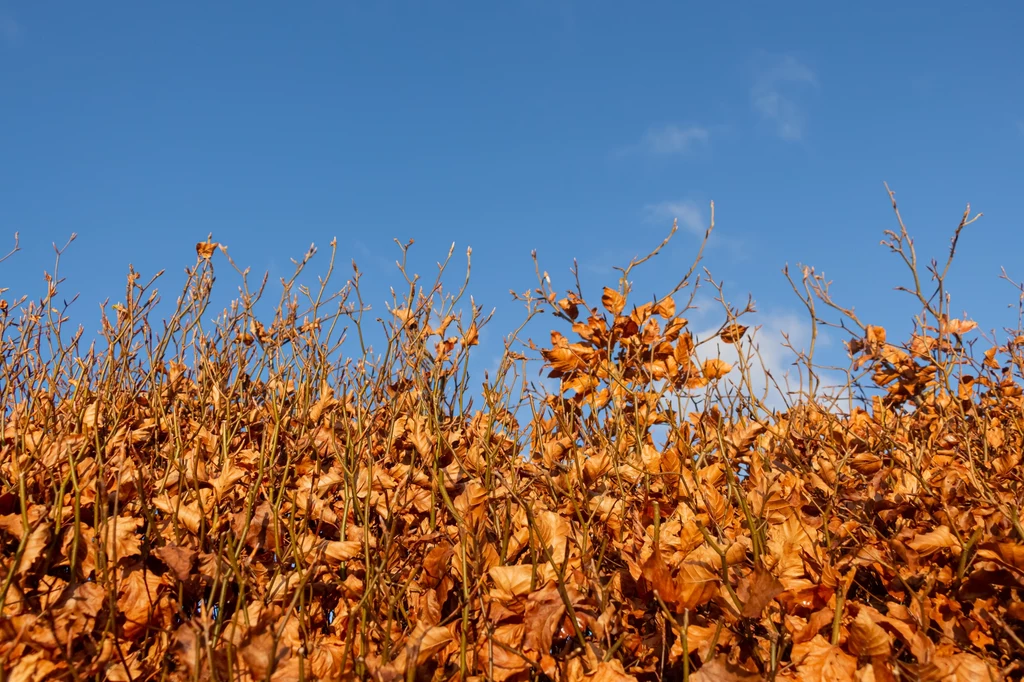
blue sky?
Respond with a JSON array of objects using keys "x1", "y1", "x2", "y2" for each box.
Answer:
[{"x1": 2, "y1": 2, "x2": 1023, "y2": 401}]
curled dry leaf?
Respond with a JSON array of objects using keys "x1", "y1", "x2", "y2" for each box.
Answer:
[
  {"x1": 791, "y1": 635, "x2": 857, "y2": 682},
  {"x1": 489, "y1": 565, "x2": 535, "y2": 601},
  {"x1": 117, "y1": 568, "x2": 165, "y2": 639},
  {"x1": 8, "y1": 651, "x2": 62, "y2": 682},
  {"x1": 702, "y1": 358, "x2": 733, "y2": 381},
  {"x1": 15, "y1": 519, "x2": 51, "y2": 577},
  {"x1": 196, "y1": 241, "x2": 219, "y2": 260},
  {"x1": 602, "y1": 287, "x2": 626, "y2": 315},
  {"x1": 940, "y1": 317, "x2": 978, "y2": 336},
  {"x1": 588, "y1": 659, "x2": 639, "y2": 682},
  {"x1": 153, "y1": 545, "x2": 196, "y2": 581},
  {"x1": 865, "y1": 325, "x2": 887, "y2": 345},
  {"x1": 690, "y1": 657, "x2": 761, "y2": 682},
  {"x1": 641, "y1": 546, "x2": 719, "y2": 613},
  {"x1": 103, "y1": 515, "x2": 143, "y2": 564},
  {"x1": 739, "y1": 565, "x2": 784, "y2": 618},
  {"x1": 917, "y1": 653, "x2": 995, "y2": 682},
  {"x1": 848, "y1": 607, "x2": 892, "y2": 657},
  {"x1": 976, "y1": 542, "x2": 1024, "y2": 572},
  {"x1": 652, "y1": 296, "x2": 676, "y2": 319},
  {"x1": 906, "y1": 525, "x2": 958, "y2": 557},
  {"x1": 719, "y1": 324, "x2": 748, "y2": 344}
]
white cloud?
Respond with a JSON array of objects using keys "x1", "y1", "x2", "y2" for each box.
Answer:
[
  {"x1": 644, "y1": 199, "x2": 749, "y2": 262},
  {"x1": 644, "y1": 200, "x2": 707, "y2": 236},
  {"x1": 689, "y1": 310, "x2": 853, "y2": 413},
  {"x1": 637, "y1": 125, "x2": 710, "y2": 155},
  {"x1": 751, "y1": 55, "x2": 817, "y2": 141}
]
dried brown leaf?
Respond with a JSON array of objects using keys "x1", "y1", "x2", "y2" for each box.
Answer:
[
  {"x1": 602, "y1": 287, "x2": 626, "y2": 315},
  {"x1": 196, "y1": 241, "x2": 219, "y2": 260},
  {"x1": 719, "y1": 324, "x2": 747, "y2": 344},
  {"x1": 154, "y1": 544, "x2": 197, "y2": 581},
  {"x1": 906, "y1": 526, "x2": 958, "y2": 557},
  {"x1": 791, "y1": 635, "x2": 856, "y2": 682},
  {"x1": 848, "y1": 607, "x2": 891, "y2": 657}
]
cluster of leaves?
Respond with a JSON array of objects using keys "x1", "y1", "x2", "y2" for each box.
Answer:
[{"x1": 1, "y1": 196, "x2": 1023, "y2": 681}]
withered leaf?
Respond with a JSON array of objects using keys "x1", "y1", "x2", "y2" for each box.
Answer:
[
  {"x1": 196, "y1": 241, "x2": 219, "y2": 260},
  {"x1": 489, "y1": 564, "x2": 535, "y2": 601},
  {"x1": 641, "y1": 546, "x2": 718, "y2": 612},
  {"x1": 652, "y1": 296, "x2": 676, "y2": 319},
  {"x1": 976, "y1": 541, "x2": 1024, "y2": 572},
  {"x1": 523, "y1": 585, "x2": 568, "y2": 656},
  {"x1": 848, "y1": 607, "x2": 892, "y2": 657},
  {"x1": 791, "y1": 635, "x2": 856, "y2": 681},
  {"x1": 407, "y1": 623, "x2": 453, "y2": 666},
  {"x1": 8, "y1": 651, "x2": 62, "y2": 682},
  {"x1": 940, "y1": 317, "x2": 977, "y2": 336},
  {"x1": 865, "y1": 325, "x2": 886, "y2": 345},
  {"x1": 117, "y1": 567, "x2": 164, "y2": 639},
  {"x1": 463, "y1": 322, "x2": 480, "y2": 347},
  {"x1": 906, "y1": 525, "x2": 958, "y2": 557},
  {"x1": 241, "y1": 631, "x2": 291, "y2": 679},
  {"x1": 719, "y1": 324, "x2": 747, "y2": 344},
  {"x1": 702, "y1": 358, "x2": 733, "y2": 381},
  {"x1": 16, "y1": 519, "x2": 51, "y2": 577},
  {"x1": 103, "y1": 515, "x2": 144, "y2": 564},
  {"x1": 602, "y1": 287, "x2": 626, "y2": 315},
  {"x1": 589, "y1": 659, "x2": 639, "y2": 682},
  {"x1": 154, "y1": 545, "x2": 197, "y2": 581},
  {"x1": 323, "y1": 540, "x2": 362, "y2": 563},
  {"x1": 739, "y1": 565, "x2": 784, "y2": 618},
  {"x1": 690, "y1": 657, "x2": 761, "y2": 682}
]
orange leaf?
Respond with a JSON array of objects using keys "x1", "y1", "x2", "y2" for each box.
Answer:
[
  {"x1": 408, "y1": 623, "x2": 453, "y2": 666},
  {"x1": 324, "y1": 540, "x2": 363, "y2": 563},
  {"x1": 196, "y1": 241, "x2": 219, "y2": 260},
  {"x1": 906, "y1": 525, "x2": 958, "y2": 557},
  {"x1": 590, "y1": 659, "x2": 641, "y2": 682},
  {"x1": 976, "y1": 542, "x2": 1024, "y2": 572},
  {"x1": 153, "y1": 545, "x2": 196, "y2": 582},
  {"x1": 489, "y1": 565, "x2": 535, "y2": 601},
  {"x1": 103, "y1": 515, "x2": 144, "y2": 564},
  {"x1": 641, "y1": 546, "x2": 718, "y2": 612},
  {"x1": 118, "y1": 567, "x2": 165, "y2": 639},
  {"x1": 791, "y1": 635, "x2": 856, "y2": 681},
  {"x1": 702, "y1": 358, "x2": 733, "y2": 381},
  {"x1": 690, "y1": 658, "x2": 761, "y2": 681},
  {"x1": 652, "y1": 297, "x2": 676, "y2": 319},
  {"x1": 558, "y1": 297, "x2": 580, "y2": 320},
  {"x1": 720, "y1": 324, "x2": 747, "y2": 344},
  {"x1": 602, "y1": 287, "x2": 626, "y2": 315},
  {"x1": 848, "y1": 608, "x2": 891, "y2": 657},
  {"x1": 523, "y1": 585, "x2": 567, "y2": 656},
  {"x1": 866, "y1": 325, "x2": 886, "y2": 345},
  {"x1": 940, "y1": 317, "x2": 977, "y2": 335},
  {"x1": 740, "y1": 566, "x2": 784, "y2": 618}
]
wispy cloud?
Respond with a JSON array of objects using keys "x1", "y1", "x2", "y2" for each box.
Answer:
[
  {"x1": 639, "y1": 125, "x2": 710, "y2": 155},
  {"x1": 644, "y1": 199, "x2": 750, "y2": 262},
  {"x1": 612, "y1": 124, "x2": 710, "y2": 159},
  {"x1": 690, "y1": 310, "x2": 852, "y2": 412},
  {"x1": 644, "y1": 199, "x2": 708, "y2": 236},
  {"x1": 0, "y1": 12, "x2": 22, "y2": 47},
  {"x1": 751, "y1": 54, "x2": 817, "y2": 141}
]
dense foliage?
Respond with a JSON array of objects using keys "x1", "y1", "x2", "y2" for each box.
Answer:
[{"x1": 2, "y1": 194, "x2": 1022, "y2": 680}]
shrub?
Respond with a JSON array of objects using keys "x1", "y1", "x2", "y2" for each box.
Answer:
[{"x1": 1, "y1": 192, "x2": 1020, "y2": 680}]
